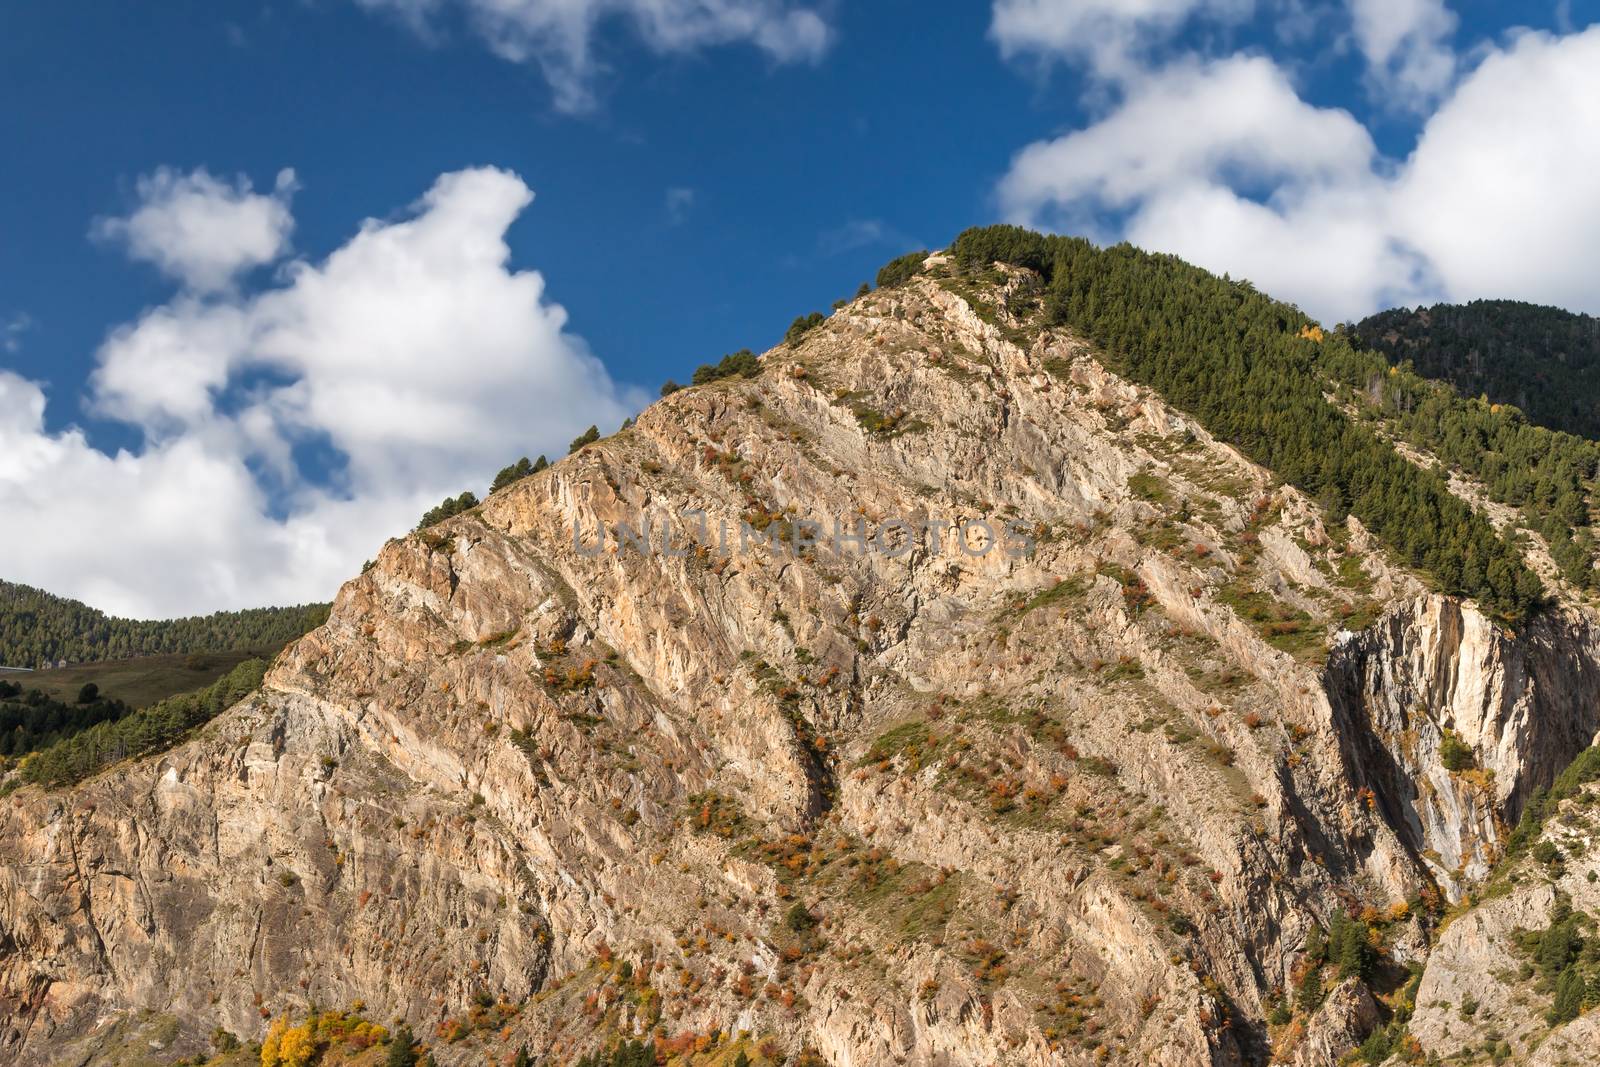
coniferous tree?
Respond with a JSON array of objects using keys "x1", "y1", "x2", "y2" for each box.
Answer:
[
  {"x1": 1548, "y1": 965, "x2": 1584, "y2": 1024},
  {"x1": 568, "y1": 426, "x2": 600, "y2": 453},
  {"x1": 492, "y1": 457, "x2": 535, "y2": 493},
  {"x1": 875, "y1": 250, "x2": 930, "y2": 289},
  {"x1": 785, "y1": 311, "x2": 825, "y2": 343},
  {"x1": 386, "y1": 1026, "x2": 419, "y2": 1067},
  {"x1": 1327, "y1": 911, "x2": 1372, "y2": 982},
  {"x1": 417, "y1": 491, "x2": 479, "y2": 530},
  {"x1": 1296, "y1": 963, "x2": 1324, "y2": 1013},
  {"x1": 690, "y1": 349, "x2": 761, "y2": 386}
]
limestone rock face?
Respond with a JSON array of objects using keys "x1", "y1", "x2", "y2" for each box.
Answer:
[
  {"x1": 1326, "y1": 601, "x2": 1600, "y2": 890},
  {"x1": 1287, "y1": 979, "x2": 1380, "y2": 1066},
  {"x1": 4, "y1": 270, "x2": 1599, "y2": 1065},
  {"x1": 1407, "y1": 781, "x2": 1600, "y2": 1063}
]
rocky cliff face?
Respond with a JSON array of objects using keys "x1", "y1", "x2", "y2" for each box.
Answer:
[
  {"x1": 1405, "y1": 771, "x2": 1600, "y2": 1063},
  {"x1": 1326, "y1": 601, "x2": 1600, "y2": 890},
  {"x1": 3, "y1": 264, "x2": 1598, "y2": 1066}
]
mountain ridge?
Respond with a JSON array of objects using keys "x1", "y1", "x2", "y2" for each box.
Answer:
[{"x1": 3, "y1": 233, "x2": 1599, "y2": 1066}]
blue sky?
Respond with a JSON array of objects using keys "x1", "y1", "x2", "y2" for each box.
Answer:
[{"x1": 3, "y1": 0, "x2": 1599, "y2": 617}]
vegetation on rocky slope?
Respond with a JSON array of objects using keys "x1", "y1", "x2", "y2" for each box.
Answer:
[
  {"x1": 8, "y1": 656, "x2": 267, "y2": 788},
  {"x1": 1321, "y1": 333, "x2": 1600, "y2": 590},
  {"x1": 948, "y1": 224, "x2": 1557, "y2": 620},
  {"x1": 14, "y1": 232, "x2": 1600, "y2": 1067}
]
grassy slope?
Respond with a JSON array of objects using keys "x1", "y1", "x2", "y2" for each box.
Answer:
[{"x1": 18, "y1": 649, "x2": 280, "y2": 710}]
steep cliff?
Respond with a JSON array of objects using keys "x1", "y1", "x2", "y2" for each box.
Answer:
[{"x1": 3, "y1": 259, "x2": 1597, "y2": 1066}]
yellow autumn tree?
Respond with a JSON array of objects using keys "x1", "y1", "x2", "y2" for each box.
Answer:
[
  {"x1": 277, "y1": 1023, "x2": 317, "y2": 1067},
  {"x1": 260, "y1": 1015, "x2": 317, "y2": 1067},
  {"x1": 260, "y1": 1017, "x2": 287, "y2": 1067}
]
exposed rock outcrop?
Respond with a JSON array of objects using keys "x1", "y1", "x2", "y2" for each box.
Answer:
[{"x1": 4, "y1": 268, "x2": 1598, "y2": 1065}]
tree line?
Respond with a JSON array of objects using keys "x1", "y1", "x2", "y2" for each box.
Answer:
[
  {"x1": 1321, "y1": 335, "x2": 1598, "y2": 588},
  {"x1": 0, "y1": 581, "x2": 328, "y2": 670}
]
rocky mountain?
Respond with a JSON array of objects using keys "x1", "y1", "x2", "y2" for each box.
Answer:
[{"x1": 3, "y1": 234, "x2": 1599, "y2": 1066}]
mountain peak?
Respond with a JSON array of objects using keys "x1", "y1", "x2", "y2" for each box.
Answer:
[{"x1": 5, "y1": 233, "x2": 1600, "y2": 1066}]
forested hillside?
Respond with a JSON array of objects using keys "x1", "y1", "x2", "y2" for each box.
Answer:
[
  {"x1": 7, "y1": 658, "x2": 268, "y2": 789},
  {"x1": 0, "y1": 678, "x2": 131, "y2": 760},
  {"x1": 0, "y1": 581, "x2": 328, "y2": 669},
  {"x1": 1353, "y1": 300, "x2": 1600, "y2": 440},
  {"x1": 945, "y1": 226, "x2": 1562, "y2": 619}
]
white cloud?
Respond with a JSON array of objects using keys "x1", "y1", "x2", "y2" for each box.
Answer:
[
  {"x1": 1390, "y1": 27, "x2": 1600, "y2": 312},
  {"x1": 356, "y1": 0, "x2": 831, "y2": 112},
  {"x1": 988, "y1": 0, "x2": 1458, "y2": 103},
  {"x1": 0, "y1": 167, "x2": 644, "y2": 618},
  {"x1": 990, "y1": 0, "x2": 1255, "y2": 77},
  {"x1": 93, "y1": 167, "x2": 297, "y2": 293},
  {"x1": 998, "y1": 27, "x2": 1600, "y2": 323},
  {"x1": 998, "y1": 57, "x2": 1376, "y2": 213},
  {"x1": 1348, "y1": 0, "x2": 1457, "y2": 105}
]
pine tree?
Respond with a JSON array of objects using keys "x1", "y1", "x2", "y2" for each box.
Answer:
[
  {"x1": 1328, "y1": 912, "x2": 1371, "y2": 981},
  {"x1": 492, "y1": 457, "x2": 535, "y2": 493},
  {"x1": 1547, "y1": 965, "x2": 1584, "y2": 1025},
  {"x1": 386, "y1": 1026, "x2": 419, "y2": 1067},
  {"x1": 1296, "y1": 964, "x2": 1324, "y2": 1013},
  {"x1": 1537, "y1": 910, "x2": 1580, "y2": 979}
]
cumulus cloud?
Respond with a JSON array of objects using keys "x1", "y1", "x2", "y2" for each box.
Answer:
[
  {"x1": 1348, "y1": 0, "x2": 1457, "y2": 105},
  {"x1": 356, "y1": 0, "x2": 831, "y2": 111},
  {"x1": 990, "y1": 0, "x2": 1255, "y2": 77},
  {"x1": 0, "y1": 167, "x2": 644, "y2": 618},
  {"x1": 998, "y1": 57, "x2": 1376, "y2": 213},
  {"x1": 998, "y1": 26, "x2": 1600, "y2": 323},
  {"x1": 990, "y1": 0, "x2": 1460, "y2": 102},
  {"x1": 1389, "y1": 27, "x2": 1600, "y2": 312},
  {"x1": 92, "y1": 167, "x2": 297, "y2": 292}
]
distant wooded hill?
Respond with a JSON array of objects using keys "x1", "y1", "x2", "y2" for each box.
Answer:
[
  {"x1": 1352, "y1": 300, "x2": 1600, "y2": 441},
  {"x1": 0, "y1": 580, "x2": 328, "y2": 670}
]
